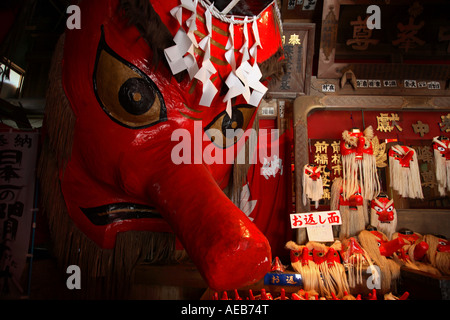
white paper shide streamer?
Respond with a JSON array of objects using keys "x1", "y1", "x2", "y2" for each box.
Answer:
[{"x1": 165, "y1": 0, "x2": 271, "y2": 114}]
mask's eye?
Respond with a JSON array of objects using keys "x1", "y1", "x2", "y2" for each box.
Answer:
[
  {"x1": 437, "y1": 146, "x2": 446, "y2": 152},
  {"x1": 374, "y1": 205, "x2": 383, "y2": 212},
  {"x1": 204, "y1": 104, "x2": 256, "y2": 149},
  {"x1": 93, "y1": 26, "x2": 167, "y2": 129}
]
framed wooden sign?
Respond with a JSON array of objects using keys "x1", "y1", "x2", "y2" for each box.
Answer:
[
  {"x1": 318, "y1": 0, "x2": 450, "y2": 80},
  {"x1": 267, "y1": 23, "x2": 315, "y2": 98}
]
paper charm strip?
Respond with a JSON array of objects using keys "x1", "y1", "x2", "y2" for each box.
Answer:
[{"x1": 164, "y1": 0, "x2": 270, "y2": 114}]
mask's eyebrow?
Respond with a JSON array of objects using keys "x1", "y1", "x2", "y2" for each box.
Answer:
[{"x1": 118, "y1": 0, "x2": 177, "y2": 70}]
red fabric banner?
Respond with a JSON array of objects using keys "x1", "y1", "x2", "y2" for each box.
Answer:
[{"x1": 244, "y1": 128, "x2": 293, "y2": 260}]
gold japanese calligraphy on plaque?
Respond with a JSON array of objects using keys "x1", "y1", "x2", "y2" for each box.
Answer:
[{"x1": 376, "y1": 113, "x2": 403, "y2": 133}]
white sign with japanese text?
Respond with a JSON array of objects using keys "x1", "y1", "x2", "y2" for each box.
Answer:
[
  {"x1": 290, "y1": 210, "x2": 342, "y2": 229},
  {"x1": 290, "y1": 210, "x2": 342, "y2": 242}
]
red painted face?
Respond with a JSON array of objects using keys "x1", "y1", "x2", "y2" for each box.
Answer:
[
  {"x1": 341, "y1": 237, "x2": 366, "y2": 264},
  {"x1": 388, "y1": 145, "x2": 416, "y2": 168},
  {"x1": 371, "y1": 197, "x2": 395, "y2": 223},
  {"x1": 326, "y1": 248, "x2": 341, "y2": 267},
  {"x1": 370, "y1": 230, "x2": 405, "y2": 257},
  {"x1": 312, "y1": 249, "x2": 326, "y2": 265},
  {"x1": 56, "y1": 0, "x2": 284, "y2": 291},
  {"x1": 304, "y1": 164, "x2": 321, "y2": 181},
  {"x1": 433, "y1": 137, "x2": 450, "y2": 161},
  {"x1": 437, "y1": 238, "x2": 450, "y2": 253},
  {"x1": 396, "y1": 231, "x2": 428, "y2": 260},
  {"x1": 340, "y1": 129, "x2": 373, "y2": 160}
]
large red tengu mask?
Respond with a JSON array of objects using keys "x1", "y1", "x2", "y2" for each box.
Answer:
[{"x1": 52, "y1": 0, "x2": 284, "y2": 291}]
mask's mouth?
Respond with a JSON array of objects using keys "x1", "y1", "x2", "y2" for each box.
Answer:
[{"x1": 80, "y1": 202, "x2": 161, "y2": 226}]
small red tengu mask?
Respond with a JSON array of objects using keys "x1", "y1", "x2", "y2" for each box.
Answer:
[
  {"x1": 371, "y1": 195, "x2": 395, "y2": 223},
  {"x1": 433, "y1": 136, "x2": 450, "y2": 161},
  {"x1": 432, "y1": 136, "x2": 450, "y2": 196},
  {"x1": 53, "y1": 0, "x2": 284, "y2": 291},
  {"x1": 339, "y1": 126, "x2": 379, "y2": 201},
  {"x1": 396, "y1": 230, "x2": 428, "y2": 261},
  {"x1": 437, "y1": 238, "x2": 450, "y2": 253},
  {"x1": 340, "y1": 127, "x2": 374, "y2": 160},
  {"x1": 304, "y1": 164, "x2": 321, "y2": 181},
  {"x1": 370, "y1": 230, "x2": 405, "y2": 257},
  {"x1": 341, "y1": 237, "x2": 367, "y2": 264},
  {"x1": 325, "y1": 248, "x2": 341, "y2": 267},
  {"x1": 388, "y1": 145, "x2": 416, "y2": 168}
]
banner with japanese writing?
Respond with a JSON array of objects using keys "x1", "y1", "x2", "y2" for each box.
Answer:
[{"x1": 0, "y1": 128, "x2": 39, "y2": 297}]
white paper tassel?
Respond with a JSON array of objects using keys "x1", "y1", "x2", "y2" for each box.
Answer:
[
  {"x1": 194, "y1": 3, "x2": 218, "y2": 107},
  {"x1": 164, "y1": 0, "x2": 199, "y2": 77},
  {"x1": 166, "y1": 0, "x2": 274, "y2": 111}
]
